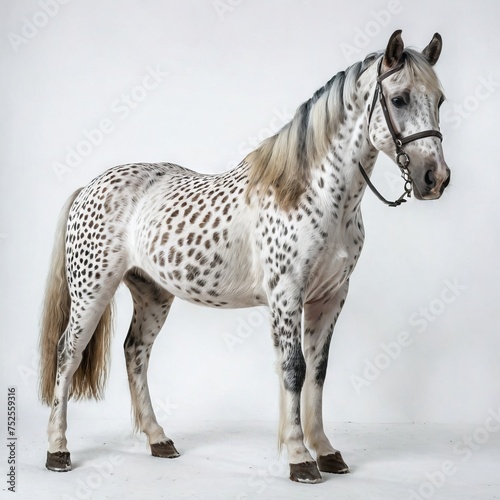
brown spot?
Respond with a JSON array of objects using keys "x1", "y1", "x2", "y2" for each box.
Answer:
[
  {"x1": 195, "y1": 251, "x2": 208, "y2": 265},
  {"x1": 149, "y1": 234, "x2": 159, "y2": 254},
  {"x1": 210, "y1": 253, "x2": 223, "y2": 268},
  {"x1": 168, "y1": 247, "x2": 175, "y2": 263},
  {"x1": 175, "y1": 252, "x2": 183, "y2": 266},
  {"x1": 185, "y1": 265, "x2": 200, "y2": 281},
  {"x1": 268, "y1": 274, "x2": 280, "y2": 290},
  {"x1": 199, "y1": 213, "x2": 212, "y2": 228}
]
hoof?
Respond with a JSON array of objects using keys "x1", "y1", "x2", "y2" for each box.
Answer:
[
  {"x1": 46, "y1": 451, "x2": 72, "y2": 472},
  {"x1": 289, "y1": 461, "x2": 323, "y2": 483},
  {"x1": 151, "y1": 440, "x2": 180, "y2": 458},
  {"x1": 318, "y1": 451, "x2": 349, "y2": 474}
]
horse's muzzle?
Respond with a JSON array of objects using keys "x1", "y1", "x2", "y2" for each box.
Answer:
[{"x1": 414, "y1": 166, "x2": 450, "y2": 200}]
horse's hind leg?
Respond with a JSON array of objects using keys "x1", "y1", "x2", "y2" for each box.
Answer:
[
  {"x1": 302, "y1": 282, "x2": 350, "y2": 474},
  {"x1": 123, "y1": 268, "x2": 179, "y2": 458},
  {"x1": 46, "y1": 294, "x2": 116, "y2": 471}
]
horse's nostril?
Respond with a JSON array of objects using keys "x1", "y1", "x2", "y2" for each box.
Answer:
[{"x1": 424, "y1": 170, "x2": 435, "y2": 187}]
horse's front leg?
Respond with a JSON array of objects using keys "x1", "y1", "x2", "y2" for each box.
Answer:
[
  {"x1": 269, "y1": 288, "x2": 322, "y2": 484},
  {"x1": 302, "y1": 281, "x2": 350, "y2": 474}
]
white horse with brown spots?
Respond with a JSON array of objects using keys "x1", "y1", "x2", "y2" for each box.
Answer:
[{"x1": 40, "y1": 30, "x2": 450, "y2": 483}]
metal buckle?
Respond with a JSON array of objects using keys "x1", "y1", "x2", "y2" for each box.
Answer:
[{"x1": 396, "y1": 151, "x2": 410, "y2": 168}]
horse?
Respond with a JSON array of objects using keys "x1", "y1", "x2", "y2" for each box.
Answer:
[{"x1": 39, "y1": 30, "x2": 451, "y2": 483}]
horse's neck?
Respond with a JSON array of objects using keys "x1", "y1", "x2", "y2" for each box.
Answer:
[{"x1": 310, "y1": 71, "x2": 379, "y2": 219}]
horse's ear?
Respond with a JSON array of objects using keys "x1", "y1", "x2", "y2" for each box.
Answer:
[
  {"x1": 383, "y1": 29, "x2": 405, "y2": 69},
  {"x1": 422, "y1": 33, "x2": 442, "y2": 66}
]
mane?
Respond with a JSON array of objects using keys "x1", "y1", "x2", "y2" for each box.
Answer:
[
  {"x1": 244, "y1": 58, "x2": 371, "y2": 209},
  {"x1": 244, "y1": 48, "x2": 442, "y2": 210}
]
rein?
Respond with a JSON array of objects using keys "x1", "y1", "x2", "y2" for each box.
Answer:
[{"x1": 359, "y1": 59, "x2": 443, "y2": 207}]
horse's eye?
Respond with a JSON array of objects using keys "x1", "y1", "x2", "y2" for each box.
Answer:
[{"x1": 391, "y1": 97, "x2": 407, "y2": 108}]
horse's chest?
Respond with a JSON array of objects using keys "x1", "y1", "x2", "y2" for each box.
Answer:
[{"x1": 306, "y1": 218, "x2": 364, "y2": 302}]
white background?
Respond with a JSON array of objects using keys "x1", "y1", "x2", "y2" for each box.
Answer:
[{"x1": 1, "y1": 1, "x2": 499, "y2": 498}]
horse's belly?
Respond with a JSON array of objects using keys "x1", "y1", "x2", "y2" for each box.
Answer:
[
  {"x1": 136, "y1": 231, "x2": 266, "y2": 308},
  {"x1": 170, "y1": 280, "x2": 266, "y2": 309}
]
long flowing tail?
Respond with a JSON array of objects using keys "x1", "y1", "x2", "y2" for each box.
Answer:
[{"x1": 39, "y1": 189, "x2": 114, "y2": 405}]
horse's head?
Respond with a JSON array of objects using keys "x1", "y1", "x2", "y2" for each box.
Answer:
[{"x1": 368, "y1": 30, "x2": 450, "y2": 200}]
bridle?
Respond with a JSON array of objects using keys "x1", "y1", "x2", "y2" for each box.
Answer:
[{"x1": 358, "y1": 58, "x2": 443, "y2": 207}]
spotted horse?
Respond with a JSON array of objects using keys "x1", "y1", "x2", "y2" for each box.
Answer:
[{"x1": 40, "y1": 30, "x2": 451, "y2": 483}]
